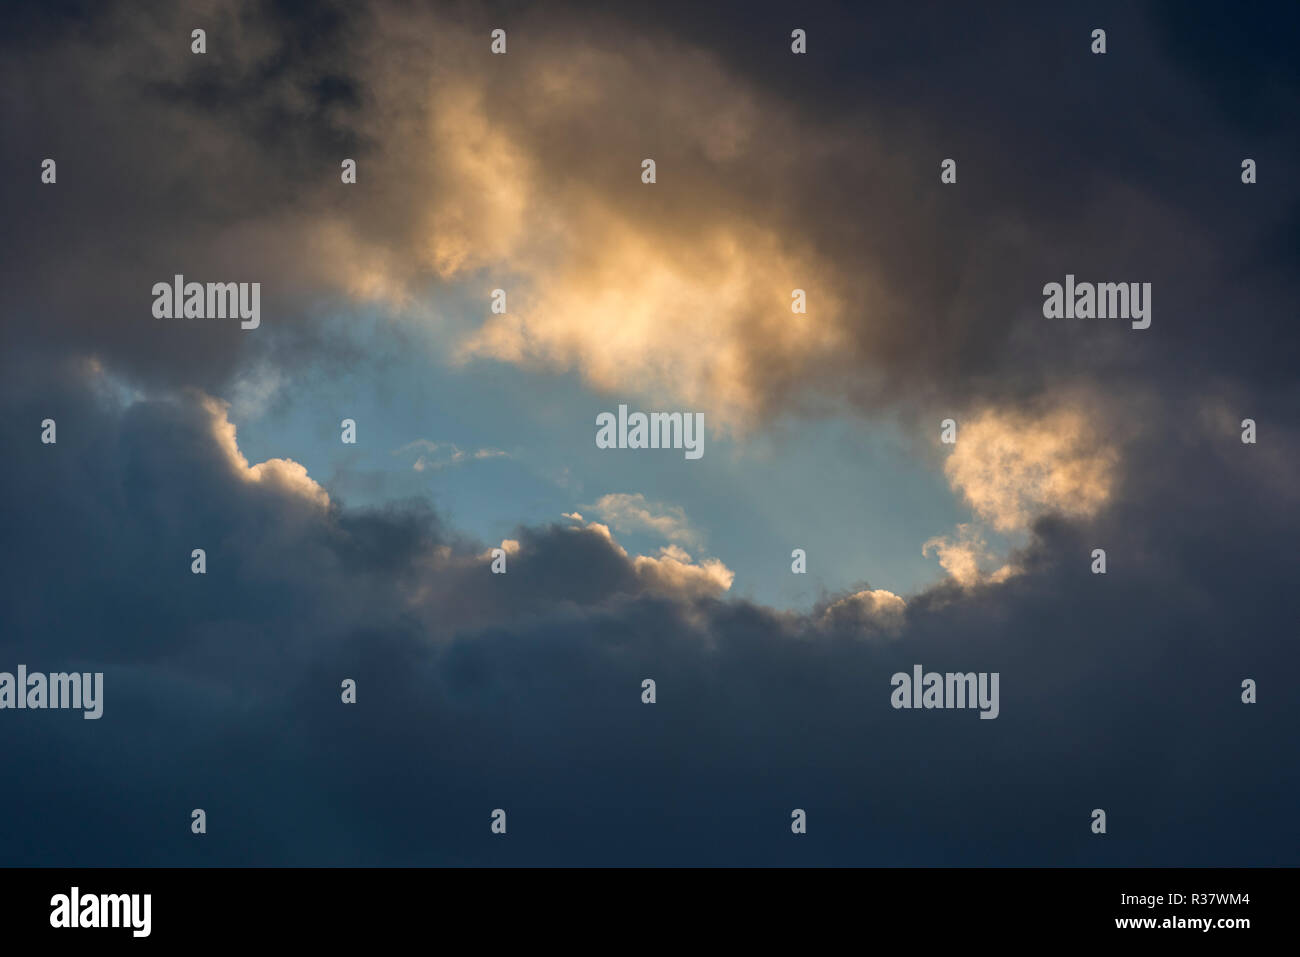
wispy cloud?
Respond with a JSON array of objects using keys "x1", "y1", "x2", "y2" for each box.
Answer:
[{"x1": 393, "y1": 439, "x2": 510, "y2": 473}]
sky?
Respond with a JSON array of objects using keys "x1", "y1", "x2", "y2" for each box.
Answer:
[{"x1": 0, "y1": 0, "x2": 1297, "y2": 865}]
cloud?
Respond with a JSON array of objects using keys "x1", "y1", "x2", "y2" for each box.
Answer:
[
  {"x1": 583, "y1": 492, "x2": 700, "y2": 547},
  {"x1": 0, "y1": 352, "x2": 1298, "y2": 865},
  {"x1": 226, "y1": 362, "x2": 284, "y2": 421},
  {"x1": 201, "y1": 394, "x2": 329, "y2": 508},
  {"x1": 921, "y1": 524, "x2": 1018, "y2": 588},
  {"x1": 633, "y1": 545, "x2": 735, "y2": 599},
  {"x1": 3, "y1": 0, "x2": 1295, "y2": 455},
  {"x1": 943, "y1": 403, "x2": 1120, "y2": 534},
  {"x1": 917, "y1": 398, "x2": 1124, "y2": 584},
  {"x1": 817, "y1": 588, "x2": 907, "y2": 637},
  {"x1": 395, "y1": 440, "x2": 510, "y2": 473},
  {"x1": 2, "y1": 1, "x2": 1300, "y2": 868},
  {"x1": 560, "y1": 518, "x2": 734, "y2": 600},
  {"x1": 922, "y1": 525, "x2": 993, "y2": 587}
]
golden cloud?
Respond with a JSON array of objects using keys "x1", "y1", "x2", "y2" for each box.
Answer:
[
  {"x1": 202, "y1": 395, "x2": 330, "y2": 509},
  {"x1": 943, "y1": 404, "x2": 1119, "y2": 533}
]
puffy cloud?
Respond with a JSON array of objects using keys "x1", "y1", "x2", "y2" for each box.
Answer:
[
  {"x1": 818, "y1": 588, "x2": 906, "y2": 637},
  {"x1": 4, "y1": 0, "x2": 1293, "y2": 446},
  {"x1": 1, "y1": 352, "x2": 1298, "y2": 865},
  {"x1": 922, "y1": 525, "x2": 991, "y2": 587},
  {"x1": 922, "y1": 524, "x2": 1017, "y2": 588},
  {"x1": 632, "y1": 546, "x2": 735, "y2": 599},
  {"x1": 201, "y1": 395, "x2": 329, "y2": 508},
  {"x1": 917, "y1": 400, "x2": 1123, "y2": 585},
  {"x1": 561, "y1": 519, "x2": 733, "y2": 600},
  {"x1": 583, "y1": 493, "x2": 700, "y2": 547},
  {"x1": 3, "y1": 0, "x2": 1300, "y2": 868},
  {"x1": 344, "y1": 15, "x2": 859, "y2": 428},
  {"x1": 943, "y1": 404, "x2": 1119, "y2": 533}
]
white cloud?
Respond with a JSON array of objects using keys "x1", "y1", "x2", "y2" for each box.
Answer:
[
  {"x1": 582, "y1": 493, "x2": 701, "y2": 547},
  {"x1": 566, "y1": 521, "x2": 732, "y2": 599},
  {"x1": 922, "y1": 399, "x2": 1122, "y2": 587},
  {"x1": 819, "y1": 588, "x2": 906, "y2": 637},
  {"x1": 201, "y1": 395, "x2": 329, "y2": 509},
  {"x1": 632, "y1": 547, "x2": 734, "y2": 599},
  {"x1": 395, "y1": 439, "x2": 510, "y2": 472}
]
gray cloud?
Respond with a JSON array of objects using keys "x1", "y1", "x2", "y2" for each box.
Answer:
[
  {"x1": 3, "y1": 0, "x2": 1294, "y2": 432},
  {"x1": 0, "y1": 354, "x2": 1295, "y2": 864},
  {"x1": 1, "y1": 0, "x2": 1297, "y2": 867}
]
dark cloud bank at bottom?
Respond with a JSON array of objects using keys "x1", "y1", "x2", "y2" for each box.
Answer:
[{"x1": 0, "y1": 360, "x2": 1294, "y2": 865}]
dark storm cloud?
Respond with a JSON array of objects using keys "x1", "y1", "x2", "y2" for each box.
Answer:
[
  {"x1": 2, "y1": 0, "x2": 1294, "y2": 425},
  {"x1": 1, "y1": 0, "x2": 1296, "y2": 867},
  {"x1": 0, "y1": 0, "x2": 370, "y2": 390},
  {"x1": 0, "y1": 356, "x2": 1294, "y2": 865}
]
